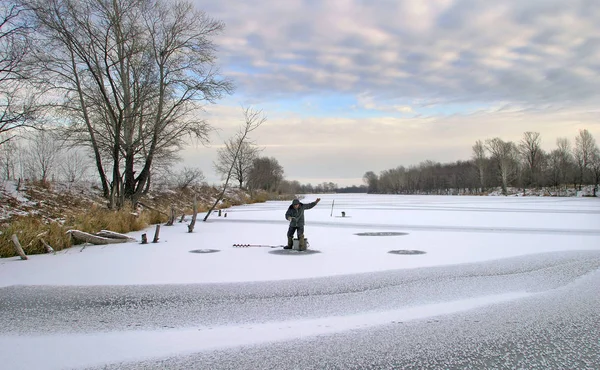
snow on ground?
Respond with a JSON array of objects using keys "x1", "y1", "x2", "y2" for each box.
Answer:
[
  {"x1": 0, "y1": 194, "x2": 599, "y2": 370},
  {"x1": 1, "y1": 194, "x2": 598, "y2": 286}
]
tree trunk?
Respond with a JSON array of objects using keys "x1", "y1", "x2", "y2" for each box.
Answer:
[
  {"x1": 166, "y1": 206, "x2": 175, "y2": 226},
  {"x1": 188, "y1": 195, "x2": 198, "y2": 232}
]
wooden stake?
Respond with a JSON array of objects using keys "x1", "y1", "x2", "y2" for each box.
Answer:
[
  {"x1": 152, "y1": 225, "x2": 160, "y2": 243},
  {"x1": 141, "y1": 233, "x2": 148, "y2": 244},
  {"x1": 11, "y1": 234, "x2": 28, "y2": 260}
]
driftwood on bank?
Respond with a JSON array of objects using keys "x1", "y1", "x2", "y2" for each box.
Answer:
[
  {"x1": 11, "y1": 234, "x2": 28, "y2": 260},
  {"x1": 35, "y1": 232, "x2": 54, "y2": 253},
  {"x1": 95, "y1": 230, "x2": 133, "y2": 240},
  {"x1": 67, "y1": 230, "x2": 136, "y2": 245},
  {"x1": 40, "y1": 238, "x2": 54, "y2": 253}
]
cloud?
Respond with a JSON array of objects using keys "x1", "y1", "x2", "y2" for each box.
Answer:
[
  {"x1": 195, "y1": 0, "x2": 600, "y2": 106},
  {"x1": 355, "y1": 93, "x2": 414, "y2": 114}
]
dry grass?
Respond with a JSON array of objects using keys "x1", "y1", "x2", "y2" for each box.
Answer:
[
  {"x1": 0, "y1": 206, "x2": 167, "y2": 258},
  {"x1": 0, "y1": 216, "x2": 72, "y2": 257}
]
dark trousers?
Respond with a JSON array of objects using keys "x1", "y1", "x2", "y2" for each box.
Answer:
[{"x1": 287, "y1": 226, "x2": 304, "y2": 238}]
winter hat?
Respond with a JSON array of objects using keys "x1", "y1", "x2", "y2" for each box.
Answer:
[{"x1": 292, "y1": 199, "x2": 300, "y2": 205}]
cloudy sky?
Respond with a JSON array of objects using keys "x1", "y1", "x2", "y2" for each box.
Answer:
[{"x1": 185, "y1": 0, "x2": 600, "y2": 187}]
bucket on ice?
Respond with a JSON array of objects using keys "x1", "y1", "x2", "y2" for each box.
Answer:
[{"x1": 292, "y1": 238, "x2": 308, "y2": 250}]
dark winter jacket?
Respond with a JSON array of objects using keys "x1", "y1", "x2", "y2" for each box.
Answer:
[{"x1": 285, "y1": 200, "x2": 317, "y2": 227}]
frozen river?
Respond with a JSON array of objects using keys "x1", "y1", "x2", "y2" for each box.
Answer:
[{"x1": 1, "y1": 194, "x2": 599, "y2": 369}]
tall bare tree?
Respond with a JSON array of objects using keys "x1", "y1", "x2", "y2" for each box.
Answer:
[
  {"x1": 547, "y1": 137, "x2": 574, "y2": 191},
  {"x1": 214, "y1": 138, "x2": 262, "y2": 189},
  {"x1": 0, "y1": 2, "x2": 38, "y2": 146},
  {"x1": 0, "y1": 133, "x2": 19, "y2": 179},
  {"x1": 590, "y1": 148, "x2": 600, "y2": 196},
  {"x1": 24, "y1": 129, "x2": 60, "y2": 183},
  {"x1": 203, "y1": 107, "x2": 265, "y2": 221},
  {"x1": 59, "y1": 149, "x2": 90, "y2": 183},
  {"x1": 471, "y1": 140, "x2": 487, "y2": 193},
  {"x1": 247, "y1": 156, "x2": 284, "y2": 193},
  {"x1": 25, "y1": 0, "x2": 233, "y2": 206},
  {"x1": 518, "y1": 132, "x2": 543, "y2": 187},
  {"x1": 362, "y1": 171, "x2": 379, "y2": 193},
  {"x1": 573, "y1": 129, "x2": 598, "y2": 189},
  {"x1": 378, "y1": 167, "x2": 406, "y2": 194},
  {"x1": 485, "y1": 138, "x2": 518, "y2": 195}
]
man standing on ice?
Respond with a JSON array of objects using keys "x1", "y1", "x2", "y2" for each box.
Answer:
[{"x1": 285, "y1": 198, "x2": 320, "y2": 250}]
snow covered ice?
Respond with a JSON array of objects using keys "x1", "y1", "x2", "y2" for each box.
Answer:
[{"x1": 0, "y1": 194, "x2": 599, "y2": 369}]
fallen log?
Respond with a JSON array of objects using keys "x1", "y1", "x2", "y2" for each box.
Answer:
[
  {"x1": 95, "y1": 230, "x2": 136, "y2": 241},
  {"x1": 67, "y1": 230, "x2": 132, "y2": 245}
]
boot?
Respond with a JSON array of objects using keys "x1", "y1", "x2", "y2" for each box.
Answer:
[
  {"x1": 298, "y1": 234, "x2": 306, "y2": 251},
  {"x1": 284, "y1": 236, "x2": 293, "y2": 249}
]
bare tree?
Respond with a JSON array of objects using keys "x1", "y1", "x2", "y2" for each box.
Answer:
[
  {"x1": 25, "y1": 0, "x2": 233, "y2": 206},
  {"x1": 203, "y1": 107, "x2": 265, "y2": 222},
  {"x1": 25, "y1": 129, "x2": 61, "y2": 184},
  {"x1": 214, "y1": 139, "x2": 261, "y2": 188},
  {"x1": 59, "y1": 149, "x2": 90, "y2": 183},
  {"x1": 0, "y1": 133, "x2": 19, "y2": 179},
  {"x1": 590, "y1": 148, "x2": 600, "y2": 196},
  {"x1": 247, "y1": 157, "x2": 284, "y2": 193},
  {"x1": 518, "y1": 132, "x2": 543, "y2": 187},
  {"x1": 573, "y1": 129, "x2": 598, "y2": 189},
  {"x1": 175, "y1": 167, "x2": 205, "y2": 190},
  {"x1": 546, "y1": 137, "x2": 574, "y2": 192},
  {"x1": 362, "y1": 171, "x2": 379, "y2": 193},
  {"x1": 471, "y1": 140, "x2": 487, "y2": 193},
  {"x1": 0, "y1": 2, "x2": 38, "y2": 146},
  {"x1": 378, "y1": 167, "x2": 404, "y2": 194},
  {"x1": 485, "y1": 138, "x2": 519, "y2": 195}
]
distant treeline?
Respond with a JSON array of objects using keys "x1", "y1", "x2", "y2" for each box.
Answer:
[
  {"x1": 362, "y1": 130, "x2": 599, "y2": 196},
  {"x1": 277, "y1": 180, "x2": 367, "y2": 194}
]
